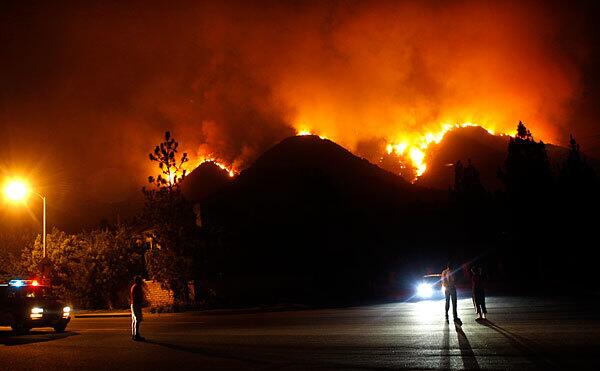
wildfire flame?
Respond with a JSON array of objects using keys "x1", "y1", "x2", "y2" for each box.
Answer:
[
  {"x1": 166, "y1": 156, "x2": 237, "y2": 184},
  {"x1": 193, "y1": 157, "x2": 237, "y2": 178},
  {"x1": 386, "y1": 122, "x2": 501, "y2": 178},
  {"x1": 297, "y1": 121, "x2": 513, "y2": 182},
  {"x1": 296, "y1": 128, "x2": 328, "y2": 140},
  {"x1": 178, "y1": 122, "x2": 513, "y2": 185}
]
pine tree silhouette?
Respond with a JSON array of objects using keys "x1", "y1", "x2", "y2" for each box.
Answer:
[
  {"x1": 559, "y1": 134, "x2": 597, "y2": 193},
  {"x1": 452, "y1": 159, "x2": 486, "y2": 204},
  {"x1": 498, "y1": 121, "x2": 552, "y2": 202}
]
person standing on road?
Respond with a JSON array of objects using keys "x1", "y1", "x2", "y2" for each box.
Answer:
[
  {"x1": 130, "y1": 276, "x2": 145, "y2": 341},
  {"x1": 471, "y1": 265, "x2": 487, "y2": 320},
  {"x1": 441, "y1": 262, "x2": 460, "y2": 323}
]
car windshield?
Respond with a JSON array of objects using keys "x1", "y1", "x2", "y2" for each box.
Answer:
[
  {"x1": 422, "y1": 276, "x2": 441, "y2": 285},
  {"x1": 6, "y1": 286, "x2": 57, "y2": 300}
]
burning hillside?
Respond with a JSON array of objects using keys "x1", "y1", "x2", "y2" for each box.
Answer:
[
  {"x1": 294, "y1": 122, "x2": 514, "y2": 182},
  {"x1": 185, "y1": 120, "x2": 576, "y2": 188},
  {"x1": 3, "y1": 0, "x2": 598, "y2": 232},
  {"x1": 185, "y1": 120, "x2": 514, "y2": 185},
  {"x1": 186, "y1": 119, "x2": 600, "y2": 196}
]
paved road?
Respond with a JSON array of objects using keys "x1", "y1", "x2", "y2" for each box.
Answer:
[{"x1": 1, "y1": 296, "x2": 599, "y2": 370}]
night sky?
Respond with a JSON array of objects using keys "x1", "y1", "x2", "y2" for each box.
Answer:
[{"x1": 1, "y1": 0, "x2": 600, "y2": 230}]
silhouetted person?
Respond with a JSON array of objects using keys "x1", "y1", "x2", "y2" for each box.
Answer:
[
  {"x1": 471, "y1": 266, "x2": 487, "y2": 319},
  {"x1": 130, "y1": 276, "x2": 145, "y2": 341},
  {"x1": 442, "y1": 262, "x2": 460, "y2": 323}
]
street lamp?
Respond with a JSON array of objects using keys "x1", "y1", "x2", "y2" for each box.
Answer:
[{"x1": 3, "y1": 179, "x2": 47, "y2": 258}]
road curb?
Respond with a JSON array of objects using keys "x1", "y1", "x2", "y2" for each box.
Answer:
[
  {"x1": 75, "y1": 312, "x2": 130, "y2": 318},
  {"x1": 191, "y1": 304, "x2": 310, "y2": 316}
]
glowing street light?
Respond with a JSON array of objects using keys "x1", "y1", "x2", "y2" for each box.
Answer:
[
  {"x1": 3, "y1": 179, "x2": 47, "y2": 258},
  {"x1": 5, "y1": 180, "x2": 28, "y2": 201}
]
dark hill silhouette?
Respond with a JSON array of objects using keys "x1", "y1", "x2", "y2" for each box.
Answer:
[
  {"x1": 233, "y1": 134, "x2": 423, "y2": 201},
  {"x1": 181, "y1": 161, "x2": 232, "y2": 202},
  {"x1": 200, "y1": 135, "x2": 450, "y2": 305},
  {"x1": 417, "y1": 127, "x2": 508, "y2": 190},
  {"x1": 205, "y1": 135, "x2": 447, "y2": 222},
  {"x1": 416, "y1": 126, "x2": 581, "y2": 191}
]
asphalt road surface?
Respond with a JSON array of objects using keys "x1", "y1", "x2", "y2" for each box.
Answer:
[{"x1": 1, "y1": 296, "x2": 599, "y2": 370}]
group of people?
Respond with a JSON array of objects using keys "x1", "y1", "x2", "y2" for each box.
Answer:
[
  {"x1": 440, "y1": 262, "x2": 487, "y2": 323},
  {"x1": 128, "y1": 262, "x2": 488, "y2": 340}
]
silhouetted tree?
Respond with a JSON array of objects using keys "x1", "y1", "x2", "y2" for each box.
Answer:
[
  {"x1": 454, "y1": 160, "x2": 464, "y2": 188},
  {"x1": 559, "y1": 134, "x2": 597, "y2": 194},
  {"x1": 450, "y1": 159, "x2": 491, "y2": 246},
  {"x1": 0, "y1": 231, "x2": 34, "y2": 281},
  {"x1": 554, "y1": 135, "x2": 599, "y2": 286},
  {"x1": 496, "y1": 122, "x2": 556, "y2": 284},
  {"x1": 452, "y1": 159, "x2": 486, "y2": 203},
  {"x1": 20, "y1": 226, "x2": 144, "y2": 309},
  {"x1": 147, "y1": 131, "x2": 189, "y2": 190},
  {"x1": 498, "y1": 121, "x2": 553, "y2": 202},
  {"x1": 142, "y1": 131, "x2": 198, "y2": 304}
]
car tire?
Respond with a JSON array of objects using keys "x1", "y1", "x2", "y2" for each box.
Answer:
[
  {"x1": 11, "y1": 323, "x2": 31, "y2": 334},
  {"x1": 54, "y1": 324, "x2": 67, "y2": 333}
]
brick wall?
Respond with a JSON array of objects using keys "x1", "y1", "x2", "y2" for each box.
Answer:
[
  {"x1": 143, "y1": 280, "x2": 174, "y2": 309},
  {"x1": 143, "y1": 280, "x2": 196, "y2": 310}
]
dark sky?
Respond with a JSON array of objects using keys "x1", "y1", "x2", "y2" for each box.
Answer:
[{"x1": 1, "y1": 0, "x2": 600, "y2": 230}]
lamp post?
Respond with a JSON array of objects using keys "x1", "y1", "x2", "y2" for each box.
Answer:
[
  {"x1": 34, "y1": 191, "x2": 46, "y2": 258},
  {"x1": 4, "y1": 180, "x2": 47, "y2": 258}
]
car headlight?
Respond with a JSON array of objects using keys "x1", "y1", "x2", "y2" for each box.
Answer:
[
  {"x1": 30, "y1": 307, "x2": 44, "y2": 319},
  {"x1": 63, "y1": 306, "x2": 71, "y2": 318},
  {"x1": 416, "y1": 283, "x2": 434, "y2": 298}
]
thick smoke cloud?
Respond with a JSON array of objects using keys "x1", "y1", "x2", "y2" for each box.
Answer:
[{"x1": 0, "y1": 0, "x2": 598, "y2": 228}]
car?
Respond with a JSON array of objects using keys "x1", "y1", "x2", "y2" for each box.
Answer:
[
  {"x1": 415, "y1": 274, "x2": 445, "y2": 300},
  {"x1": 0, "y1": 279, "x2": 71, "y2": 333}
]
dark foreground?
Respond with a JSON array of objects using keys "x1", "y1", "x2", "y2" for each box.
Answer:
[{"x1": 1, "y1": 296, "x2": 599, "y2": 370}]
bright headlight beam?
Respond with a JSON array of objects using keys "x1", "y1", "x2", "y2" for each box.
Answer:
[{"x1": 416, "y1": 283, "x2": 434, "y2": 298}]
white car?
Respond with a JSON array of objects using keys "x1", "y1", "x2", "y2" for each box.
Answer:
[{"x1": 415, "y1": 274, "x2": 445, "y2": 300}]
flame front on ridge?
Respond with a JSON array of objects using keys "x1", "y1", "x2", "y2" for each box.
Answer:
[{"x1": 297, "y1": 122, "x2": 510, "y2": 182}]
